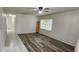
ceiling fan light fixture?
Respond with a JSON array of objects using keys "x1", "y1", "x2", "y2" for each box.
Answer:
[
  {"x1": 38, "y1": 7, "x2": 43, "y2": 14},
  {"x1": 38, "y1": 11, "x2": 42, "y2": 14}
]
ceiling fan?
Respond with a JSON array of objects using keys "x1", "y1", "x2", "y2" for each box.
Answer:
[
  {"x1": 38, "y1": 7, "x2": 49, "y2": 14},
  {"x1": 38, "y1": 7, "x2": 43, "y2": 14},
  {"x1": 31, "y1": 7, "x2": 50, "y2": 14}
]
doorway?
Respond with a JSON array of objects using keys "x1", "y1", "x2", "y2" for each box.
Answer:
[
  {"x1": 5, "y1": 14, "x2": 16, "y2": 47},
  {"x1": 6, "y1": 14, "x2": 16, "y2": 32}
]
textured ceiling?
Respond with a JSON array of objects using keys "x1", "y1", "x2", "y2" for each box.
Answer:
[{"x1": 3, "y1": 7, "x2": 79, "y2": 16}]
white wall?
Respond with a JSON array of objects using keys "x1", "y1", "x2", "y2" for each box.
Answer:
[
  {"x1": 0, "y1": 8, "x2": 3, "y2": 15},
  {"x1": 0, "y1": 8, "x2": 7, "y2": 51},
  {"x1": 0, "y1": 16, "x2": 7, "y2": 51},
  {"x1": 39, "y1": 10, "x2": 79, "y2": 46},
  {"x1": 15, "y1": 14, "x2": 38, "y2": 34}
]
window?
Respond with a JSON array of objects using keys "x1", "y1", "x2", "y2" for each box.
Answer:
[{"x1": 40, "y1": 19, "x2": 53, "y2": 31}]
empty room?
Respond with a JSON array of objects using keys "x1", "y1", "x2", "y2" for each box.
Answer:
[{"x1": 0, "y1": 7, "x2": 79, "y2": 52}]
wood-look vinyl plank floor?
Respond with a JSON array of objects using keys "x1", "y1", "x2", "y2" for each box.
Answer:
[{"x1": 18, "y1": 33, "x2": 75, "y2": 52}]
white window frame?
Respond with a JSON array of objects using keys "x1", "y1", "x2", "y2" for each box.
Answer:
[{"x1": 40, "y1": 19, "x2": 53, "y2": 31}]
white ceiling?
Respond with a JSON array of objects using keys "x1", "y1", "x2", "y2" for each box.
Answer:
[{"x1": 3, "y1": 7, "x2": 79, "y2": 16}]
